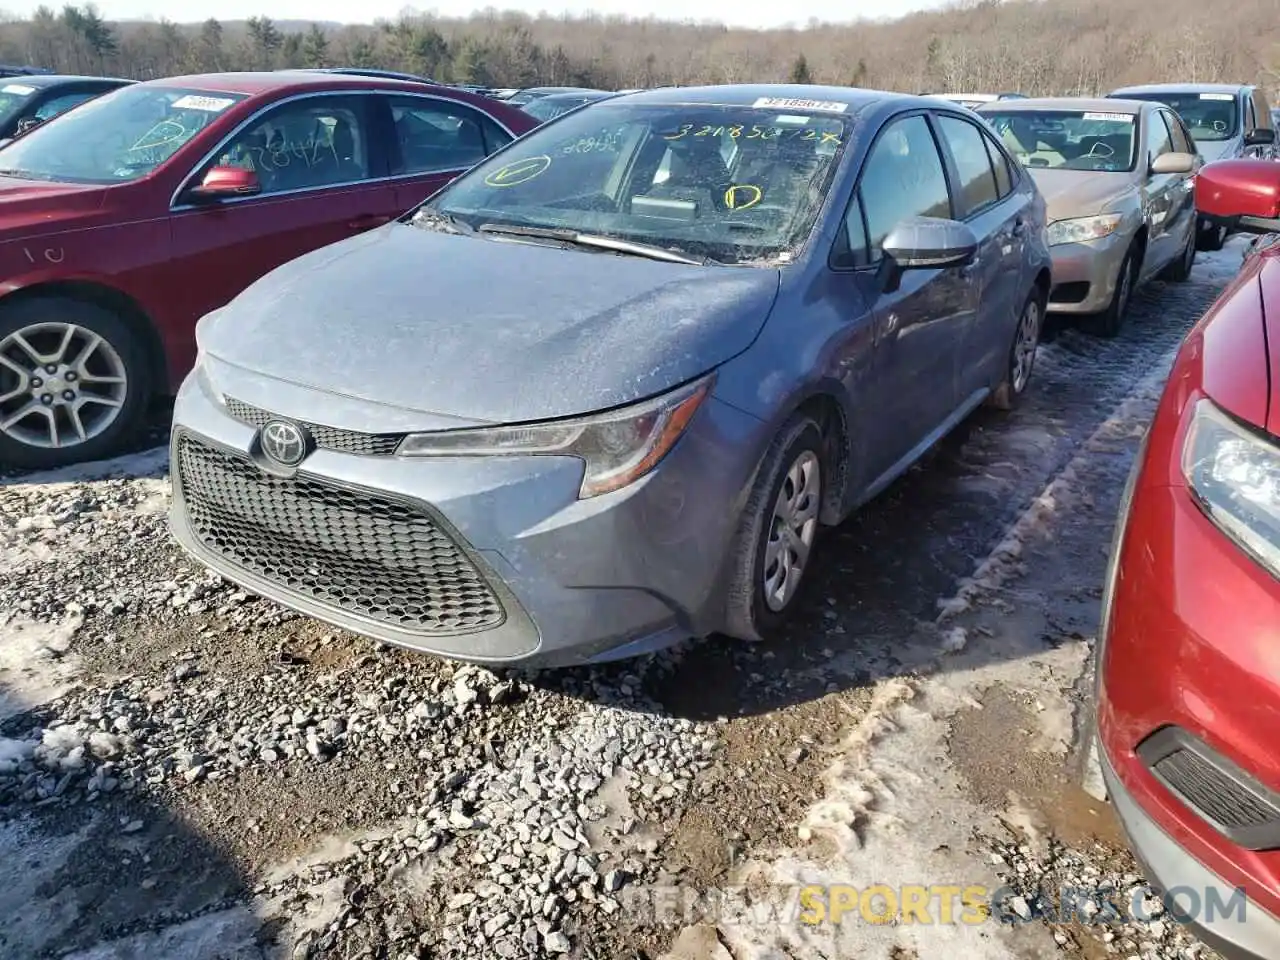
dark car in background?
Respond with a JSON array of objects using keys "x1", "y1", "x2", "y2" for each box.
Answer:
[
  {"x1": 0, "y1": 72, "x2": 537, "y2": 469},
  {"x1": 1108, "y1": 82, "x2": 1277, "y2": 249},
  {"x1": 521, "y1": 89, "x2": 617, "y2": 123},
  {"x1": 0, "y1": 74, "x2": 132, "y2": 143},
  {"x1": 1096, "y1": 157, "x2": 1280, "y2": 960},
  {"x1": 503, "y1": 85, "x2": 602, "y2": 107},
  {"x1": 167, "y1": 84, "x2": 1051, "y2": 668}
]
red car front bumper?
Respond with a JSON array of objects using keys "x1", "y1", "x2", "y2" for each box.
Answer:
[{"x1": 1098, "y1": 381, "x2": 1280, "y2": 959}]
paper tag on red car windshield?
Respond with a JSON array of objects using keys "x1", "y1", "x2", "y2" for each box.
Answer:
[{"x1": 172, "y1": 95, "x2": 236, "y2": 112}]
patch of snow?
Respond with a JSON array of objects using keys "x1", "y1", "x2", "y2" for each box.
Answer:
[
  {"x1": 60, "y1": 906, "x2": 268, "y2": 960},
  {"x1": 0, "y1": 445, "x2": 168, "y2": 488},
  {"x1": 0, "y1": 614, "x2": 83, "y2": 722}
]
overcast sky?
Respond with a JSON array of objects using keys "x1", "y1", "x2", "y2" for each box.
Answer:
[{"x1": 0, "y1": 0, "x2": 948, "y2": 30}]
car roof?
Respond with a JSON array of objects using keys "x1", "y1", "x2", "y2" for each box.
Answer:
[
  {"x1": 979, "y1": 96, "x2": 1148, "y2": 115},
  {"x1": 0, "y1": 74, "x2": 133, "y2": 88},
  {"x1": 1111, "y1": 82, "x2": 1249, "y2": 95},
  {"x1": 137, "y1": 71, "x2": 451, "y2": 96},
  {"x1": 610, "y1": 83, "x2": 903, "y2": 114}
]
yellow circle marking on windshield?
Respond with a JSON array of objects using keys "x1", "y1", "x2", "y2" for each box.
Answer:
[
  {"x1": 725, "y1": 184, "x2": 763, "y2": 211},
  {"x1": 484, "y1": 155, "x2": 552, "y2": 187}
]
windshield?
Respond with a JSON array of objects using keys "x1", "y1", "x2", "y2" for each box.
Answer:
[
  {"x1": 0, "y1": 81, "x2": 38, "y2": 129},
  {"x1": 423, "y1": 101, "x2": 850, "y2": 265},
  {"x1": 524, "y1": 96, "x2": 598, "y2": 123},
  {"x1": 1119, "y1": 92, "x2": 1239, "y2": 142},
  {"x1": 982, "y1": 110, "x2": 1137, "y2": 172},
  {"x1": 0, "y1": 85, "x2": 246, "y2": 183}
]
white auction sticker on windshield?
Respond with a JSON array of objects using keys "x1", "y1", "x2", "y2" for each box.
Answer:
[
  {"x1": 754, "y1": 97, "x2": 848, "y2": 112},
  {"x1": 172, "y1": 94, "x2": 236, "y2": 112},
  {"x1": 1082, "y1": 112, "x2": 1133, "y2": 122},
  {"x1": 2, "y1": 84, "x2": 35, "y2": 95},
  {"x1": 1200, "y1": 93, "x2": 1235, "y2": 101},
  {"x1": 774, "y1": 115, "x2": 811, "y2": 125}
]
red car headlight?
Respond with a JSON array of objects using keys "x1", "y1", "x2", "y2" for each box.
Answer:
[{"x1": 1182, "y1": 398, "x2": 1280, "y2": 578}]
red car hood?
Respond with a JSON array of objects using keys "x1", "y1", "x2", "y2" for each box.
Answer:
[{"x1": 0, "y1": 174, "x2": 106, "y2": 231}]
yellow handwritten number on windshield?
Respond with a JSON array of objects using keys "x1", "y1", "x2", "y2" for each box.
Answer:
[
  {"x1": 484, "y1": 155, "x2": 552, "y2": 187},
  {"x1": 725, "y1": 184, "x2": 763, "y2": 211}
]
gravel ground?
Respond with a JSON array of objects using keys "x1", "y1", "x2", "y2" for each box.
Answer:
[{"x1": 0, "y1": 242, "x2": 1248, "y2": 960}]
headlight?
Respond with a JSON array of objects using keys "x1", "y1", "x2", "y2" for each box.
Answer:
[
  {"x1": 1046, "y1": 214, "x2": 1124, "y2": 246},
  {"x1": 397, "y1": 375, "x2": 714, "y2": 499},
  {"x1": 1182, "y1": 398, "x2": 1280, "y2": 578}
]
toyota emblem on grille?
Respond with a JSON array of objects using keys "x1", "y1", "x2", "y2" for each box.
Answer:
[{"x1": 260, "y1": 419, "x2": 309, "y2": 466}]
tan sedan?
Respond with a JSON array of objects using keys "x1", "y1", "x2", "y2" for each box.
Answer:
[{"x1": 978, "y1": 97, "x2": 1201, "y2": 336}]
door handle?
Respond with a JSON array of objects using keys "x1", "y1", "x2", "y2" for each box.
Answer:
[{"x1": 348, "y1": 214, "x2": 392, "y2": 230}]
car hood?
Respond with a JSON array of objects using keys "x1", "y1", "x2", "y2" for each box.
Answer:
[
  {"x1": 204, "y1": 223, "x2": 781, "y2": 424},
  {"x1": 1194, "y1": 139, "x2": 1237, "y2": 162},
  {"x1": 1027, "y1": 169, "x2": 1134, "y2": 220},
  {"x1": 0, "y1": 175, "x2": 106, "y2": 230}
]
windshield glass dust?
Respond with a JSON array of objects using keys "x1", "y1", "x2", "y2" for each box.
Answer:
[
  {"x1": 424, "y1": 102, "x2": 851, "y2": 265},
  {"x1": 1120, "y1": 92, "x2": 1239, "y2": 142},
  {"x1": 0, "y1": 85, "x2": 247, "y2": 183},
  {"x1": 983, "y1": 109, "x2": 1138, "y2": 172}
]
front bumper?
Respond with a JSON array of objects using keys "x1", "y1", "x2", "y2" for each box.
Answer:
[
  {"x1": 1045, "y1": 231, "x2": 1130, "y2": 315},
  {"x1": 1100, "y1": 746, "x2": 1280, "y2": 960},
  {"x1": 167, "y1": 365, "x2": 764, "y2": 667}
]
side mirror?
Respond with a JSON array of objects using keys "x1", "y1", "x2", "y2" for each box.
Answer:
[
  {"x1": 189, "y1": 165, "x2": 260, "y2": 201},
  {"x1": 1151, "y1": 151, "x2": 1197, "y2": 176},
  {"x1": 1245, "y1": 128, "x2": 1276, "y2": 147},
  {"x1": 878, "y1": 217, "x2": 979, "y2": 293},
  {"x1": 1195, "y1": 158, "x2": 1280, "y2": 235}
]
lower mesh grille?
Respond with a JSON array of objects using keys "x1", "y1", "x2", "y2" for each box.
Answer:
[
  {"x1": 1138, "y1": 726, "x2": 1280, "y2": 850},
  {"x1": 1152, "y1": 748, "x2": 1278, "y2": 831},
  {"x1": 225, "y1": 397, "x2": 404, "y2": 456},
  {"x1": 176, "y1": 435, "x2": 505, "y2": 634}
]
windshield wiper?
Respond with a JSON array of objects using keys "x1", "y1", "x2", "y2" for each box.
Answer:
[
  {"x1": 477, "y1": 222, "x2": 708, "y2": 266},
  {"x1": 0, "y1": 168, "x2": 39, "y2": 180},
  {"x1": 409, "y1": 208, "x2": 476, "y2": 235}
]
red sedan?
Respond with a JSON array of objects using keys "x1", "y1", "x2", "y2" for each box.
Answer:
[
  {"x1": 0, "y1": 72, "x2": 536, "y2": 468},
  {"x1": 1097, "y1": 159, "x2": 1280, "y2": 958}
]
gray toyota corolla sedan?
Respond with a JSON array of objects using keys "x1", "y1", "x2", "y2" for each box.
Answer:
[{"x1": 169, "y1": 84, "x2": 1052, "y2": 668}]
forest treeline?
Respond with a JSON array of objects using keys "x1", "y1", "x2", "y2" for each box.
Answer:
[{"x1": 0, "y1": 0, "x2": 1272, "y2": 97}]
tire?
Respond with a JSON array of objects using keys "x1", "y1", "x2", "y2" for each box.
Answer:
[
  {"x1": 723, "y1": 415, "x2": 825, "y2": 642},
  {"x1": 0, "y1": 296, "x2": 151, "y2": 470},
  {"x1": 1196, "y1": 222, "x2": 1227, "y2": 252},
  {"x1": 1089, "y1": 244, "x2": 1138, "y2": 339},
  {"x1": 1160, "y1": 224, "x2": 1196, "y2": 282},
  {"x1": 988, "y1": 289, "x2": 1043, "y2": 411}
]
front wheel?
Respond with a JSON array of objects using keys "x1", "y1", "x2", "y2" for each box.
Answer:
[
  {"x1": 723, "y1": 415, "x2": 825, "y2": 642},
  {"x1": 0, "y1": 297, "x2": 151, "y2": 470},
  {"x1": 1161, "y1": 224, "x2": 1196, "y2": 282},
  {"x1": 1089, "y1": 244, "x2": 1138, "y2": 339},
  {"x1": 988, "y1": 291, "x2": 1043, "y2": 411}
]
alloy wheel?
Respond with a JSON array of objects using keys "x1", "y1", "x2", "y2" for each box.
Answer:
[
  {"x1": 0, "y1": 321, "x2": 128, "y2": 450},
  {"x1": 1011, "y1": 298, "x2": 1041, "y2": 394},
  {"x1": 762, "y1": 449, "x2": 821, "y2": 612}
]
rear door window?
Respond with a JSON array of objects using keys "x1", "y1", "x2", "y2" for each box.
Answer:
[{"x1": 386, "y1": 96, "x2": 507, "y2": 175}]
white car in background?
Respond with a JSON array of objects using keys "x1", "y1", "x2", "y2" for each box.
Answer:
[{"x1": 936, "y1": 92, "x2": 1029, "y2": 110}]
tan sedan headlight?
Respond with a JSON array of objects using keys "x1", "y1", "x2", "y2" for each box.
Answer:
[{"x1": 1046, "y1": 213, "x2": 1124, "y2": 246}]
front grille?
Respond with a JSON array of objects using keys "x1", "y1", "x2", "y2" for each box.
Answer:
[
  {"x1": 1138, "y1": 727, "x2": 1280, "y2": 850},
  {"x1": 225, "y1": 398, "x2": 404, "y2": 457},
  {"x1": 176, "y1": 436, "x2": 505, "y2": 634}
]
